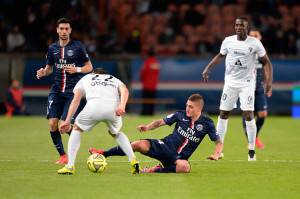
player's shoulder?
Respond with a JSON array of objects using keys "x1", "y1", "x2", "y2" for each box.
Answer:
[
  {"x1": 48, "y1": 42, "x2": 59, "y2": 50},
  {"x1": 224, "y1": 35, "x2": 237, "y2": 41},
  {"x1": 246, "y1": 36, "x2": 261, "y2": 44},
  {"x1": 71, "y1": 40, "x2": 86, "y2": 48},
  {"x1": 199, "y1": 113, "x2": 214, "y2": 124}
]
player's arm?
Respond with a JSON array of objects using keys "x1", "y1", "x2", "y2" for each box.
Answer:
[
  {"x1": 64, "y1": 60, "x2": 93, "y2": 74},
  {"x1": 36, "y1": 65, "x2": 53, "y2": 79},
  {"x1": 207, "y1": 139, "x2": 223, "y2": 160},
  {"x1": 137, "y1": 119, "x2": 166, "y2": 132},
  {"x1": 59, "y1": 89, "x2": 84, "y2": 133},
  {"x1": 116, "y1": 84, "x2": 129, "y2": 116},
  {"x1": 259, "y1": 54, "x2": 273, "y2": 97},
  {"x1": 202, "y1": 53, "x2": 225, "y2": 82}
]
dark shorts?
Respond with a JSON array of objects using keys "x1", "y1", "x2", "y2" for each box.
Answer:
[
  {"x1": 255, "y1": 85, "x2": 267, "y2": 112},
  {"x1": 47, "y1": 92, "x2": 85, "y2": 123},
  {"x1": 143, "y1": 139, "x2": 179, "y2": 170}
]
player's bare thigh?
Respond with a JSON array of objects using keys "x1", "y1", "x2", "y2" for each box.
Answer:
[
  {"x1": 131, "y1": 140, "x2": 151, "y2": 153},
  {"x1": 175, "y1": 159, "x2": 191, "y2": 173}
]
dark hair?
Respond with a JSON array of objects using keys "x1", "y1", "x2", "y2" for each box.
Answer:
[
  {"x1": 93, "y1": 68, "x2": 107, "y2": 74},
  {"x1": 188, "y1": 93, "x2": 204, "y2": 106},
  {"x1": 236, "y1": 16, "x2": 248, "y2": 22},
  {"x1": 57, "y1": 17, "x2": 72, "y2": 27}
]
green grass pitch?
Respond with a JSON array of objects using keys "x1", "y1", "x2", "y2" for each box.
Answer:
[{"x1": 0, "y1": 115, "x2": 299, "y2": 199}]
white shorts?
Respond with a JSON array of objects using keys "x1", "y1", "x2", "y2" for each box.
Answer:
[
  {"x1": 75, "y1": 100, "x2": 122, "y2": 134},
  {"x1": 219, "y1": 84, "x2": 255, "y2": 111}
]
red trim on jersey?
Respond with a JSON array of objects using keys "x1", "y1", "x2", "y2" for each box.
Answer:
[{"x1": 177, "y1": 121, "x2": 194, "y2": 154}]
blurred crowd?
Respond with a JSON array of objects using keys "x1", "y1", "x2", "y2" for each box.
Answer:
[{"x1": 0, "y1": 0, "x2": 300, "y2": 56}]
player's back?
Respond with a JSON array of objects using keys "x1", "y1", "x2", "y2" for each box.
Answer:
[{"x1": 75, "y1": 73, "x2": 123, "y2": 102}]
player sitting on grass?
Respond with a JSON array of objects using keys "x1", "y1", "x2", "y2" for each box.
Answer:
[{"x1": 89, "y1": 94, "x2": 223, "y2": 173}]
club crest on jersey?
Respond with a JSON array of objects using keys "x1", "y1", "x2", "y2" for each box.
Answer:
[
  {"x1": 196, "y1": 124, "x2": 203, "y2": 131},
  {"x1": 248, "y1": 47, "x2": 253, "y2": 53},
  {"x1": 67, "y1": 50, "x2": 74, "y2": 57}
]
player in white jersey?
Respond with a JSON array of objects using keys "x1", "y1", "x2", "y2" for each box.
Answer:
[
  {"x1": 202, "y1": 16, "x2": 273, "y2": 161},
  {"x1": 57, "y1": 68, "x2": 140, "y2": 174}
]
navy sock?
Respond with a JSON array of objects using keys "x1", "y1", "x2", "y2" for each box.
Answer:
[
  {"x1": 103, "y1": 146, "x2": 126, "y2": 157},
  {"x1": 155, "y1": 165, "x2": 176, "y2": 173},
  {"x1": 256, "y1": 117, "x2": 265, "y2": 137},
  {"x1": 50, "y1": 131, "x2": 65, "y2": 156}
]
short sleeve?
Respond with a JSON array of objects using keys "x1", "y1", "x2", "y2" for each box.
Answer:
[
  {"x1": 73, "y1": 78, "x2": 85, "y2": 95},
  {"x1": 220, "y1": 38, "x2": 228, "y2": 55},
  {"x1": 78, "y1": 43, "x2": 90, "y2": 63},
  {"x1": 46, "y1": 47, "x2": 54, "y2": 65},
  {"x1": 205, "y1": 120, "x2": 219, "y2": 142},
  {"x1": 163, "y1": 111, "x2": 179, "y2": 126},
  {"x1": 255, "y1": 39, "x2": 266, "y2": 58}
]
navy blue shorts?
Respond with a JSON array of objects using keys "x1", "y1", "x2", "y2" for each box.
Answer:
[
  {"x1": 143, "y1": 139, "x2": 179, "y2": 170},
  {"x1": 47, "y1": 92, "x2": 85, "y2": 123},
  {"x1": 255, "y1": 85, "x2": 267, "y2": 112}
]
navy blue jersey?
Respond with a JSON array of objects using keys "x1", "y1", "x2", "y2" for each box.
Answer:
[
  {"x1": 46, "y1": 40, "x2": 90, "y2": 94},
  {"x1": 162, "y1": 111, "x2": 219, "y2": 160}
]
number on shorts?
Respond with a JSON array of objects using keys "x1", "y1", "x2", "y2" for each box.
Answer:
[
  {"x1": 48, "y1": 100, "x2": 53, "y2": 109},
  {"x1": 222, "y1": 93, "x2": 227, "y2": 101}
]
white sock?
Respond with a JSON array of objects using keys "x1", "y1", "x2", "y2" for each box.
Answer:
[
  {"x1": 114, "y1": 132, "x2": 136, "y2": 162},
  {"x1": 217, "y1": 116, "x2": 228, "y2": 143},
  {"x1": 67, "y1": 130, "x2": 81, "y2": 167},
  {"x1": 246, "y1": 119, "x2": 257, "y2": 150}
]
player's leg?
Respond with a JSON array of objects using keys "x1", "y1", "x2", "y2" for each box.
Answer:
[
  {"x1": 175, "y1": 159, "x2": 191, "y2": 173},
  {"x1": 47, "y1": 93, "x2": 66, "y2": 164},
  {"x1": 254, "y1": 89, "x2": 268, "y2": 148},
  {"x1": 106, "y1": 118, "x2": 140, "y2": 174},
  {"x1": 217, "y1": 85, "x2": 238, "y2": 144},
  {"x1": 240, "y1": 86, "x2": 257, "y2": 161}
]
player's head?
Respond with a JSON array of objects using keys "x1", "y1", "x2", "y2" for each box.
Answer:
[
  {"x1": 186, "y1": 94, "x2": 204, "y2": 118},
  {"x1": 235, "y1": 16, "x2": 249, "y2": 38},
  {"x1": 93, "y1": 68, "x2": 107, "y2": 74},
  {"x1": 57, "y1": 18, "x2": 72, "y2": 41},
  {"x1": 249, "y1": 29, "x2": 262, "y2": 41}
]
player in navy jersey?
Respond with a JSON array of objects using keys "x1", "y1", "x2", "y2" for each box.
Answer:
[
  {"x1": 89, "y1": 94, "x2": 223, "y2": 173},
  {"x1": 242, "y1": 30, "x2": 271, "y2": 149},
  {"x1": 36, "y1": 18, "x2": 93, "y2": 164}
]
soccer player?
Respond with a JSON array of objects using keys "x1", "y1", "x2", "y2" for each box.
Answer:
[
  {"x1": 202, "y1": 16, "x2": 273, "y2": 161},
  {"x1": 57, "y1": 68, "x2": 140, "y2": 175},
  {"x1": 36, "y1": 18, "x2": 93, "y2": 164},
  {"x1": 89, "y1": 94, "x2": 223, "y2": 173},
  {"x1": 242, "y1": 30, "x2": 271, "y2": 149}
]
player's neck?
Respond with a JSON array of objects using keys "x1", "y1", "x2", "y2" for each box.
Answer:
[
  {"x1": 237, "y1": 34, "x2": 247, "y2": 41},
  {"x1": 59, "y1": 38, "x2": 70, "y2": 47},
  {"x1": 191, "y1": 112, "x2": 202, "y2": 122}
]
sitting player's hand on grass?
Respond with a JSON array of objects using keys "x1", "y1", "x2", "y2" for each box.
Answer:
[
  {"x1": 59, "y1": 121, "x2": 71, "y2": 134},
  {"x1": 137, "y1": 125, "x2": 148, "y2": 132}
]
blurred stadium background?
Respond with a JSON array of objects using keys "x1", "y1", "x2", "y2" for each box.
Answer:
[{"x1": 0, "y1": 0, "x2": 300, "y2": 116}]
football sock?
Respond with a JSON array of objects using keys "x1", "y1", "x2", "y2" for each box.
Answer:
[
  {"x1": 50, "y1": 130, "x2": 65, "y2": 155},
  {"x1": 114, "y1": 132, "x2": 136, "y2": 162},
  {"x1": 216, "y1": 116, "x2": 228, "y2": 143},
  {"x1": 246, "y1": 119, "x2": 257, "y2": 150},
  {"x1": 256, "y1": 117, "x2": 265, "y2": 136},
  {"x1": 67, "y1": 130, "x2": 81, "y2": 167},
  {"x1": 155, "y1": 165, "x2": 176, "y2": 173},
  {"x1": 103, "y1": 146, "x2": 126, "y2": 157}
]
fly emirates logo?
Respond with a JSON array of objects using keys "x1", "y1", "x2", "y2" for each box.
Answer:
[
  {"x1": 177, "y1": 126, "x2": 200, "y2": 142},
  {"x1": 55, "y1": 59, "x2": 75, "y2": 69}
]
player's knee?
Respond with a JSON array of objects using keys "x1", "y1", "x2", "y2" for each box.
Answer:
[
  {"x1": 131, "y1": 140, "x2": 150, "y2": 153},
  {"x1": 220, "y1": 111, "x2": 230, "y2": 119},
  {"x1": 258, "y1": 111, "x2": 267, "y2": 118},
  {"x1": 243, "y1": 111, "x2": 254, "y2": 120},
  {"x1": 49, "y1": 119, "x2": 59, "y2": 131},
  {"x1": 175, "y1": 160, "x2": 191, "y2": 173}
]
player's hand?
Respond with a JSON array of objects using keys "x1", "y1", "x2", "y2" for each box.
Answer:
[
  {"x1": 137, "y1": 125, "x2": 148, "y2": 132},
  {"x1": 36, "y1": 68, "x2": 46, "y2": 79},
  {"x1": 59, "y1": 121, "x2": 71, "y2": 134},
  {"x1": 115, "y1": 106, "x2": 126, "y2": 116},
  {"x1": 64, "y1": 66, "x2": 77, "y2": 74},
  {"x1": 202, "y1": 69, "x2": 210, "y2": 82},
  {"x1": 265, "y1": 84, "x2": 272, "y2": 98},
  {"x1": 207, "y1": 155, "x2": 219, "y2": 161}
]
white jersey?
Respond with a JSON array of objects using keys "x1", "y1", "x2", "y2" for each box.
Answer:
[
  {"x1": 74, "y1": 73, "x2": 124, "y2": 102},
  {"x1": 220, "y1": 35, "x2": 266, "y2": 87}
]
